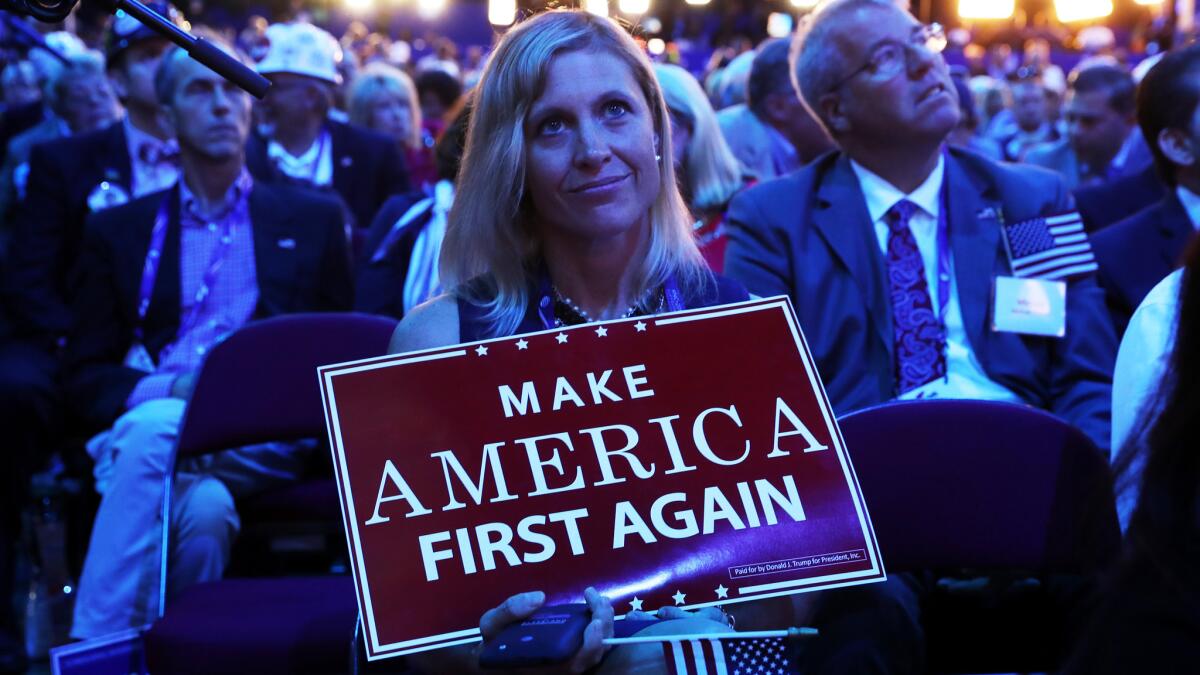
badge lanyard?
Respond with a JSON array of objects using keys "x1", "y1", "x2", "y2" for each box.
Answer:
[
  {"x1": 132, "y1": 194, "x2": 237, "y2": 349},
  {"x1": 535, "y1": 271, "x2": 685, "y2": 331}
]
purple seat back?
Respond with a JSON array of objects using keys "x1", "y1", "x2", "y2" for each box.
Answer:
[
  {"x1": 839, "y1": 399, "x2": 1120, "y2": 573},
  {"x1": 175, "y1": 313, "x2": 397, "y2": 459}
]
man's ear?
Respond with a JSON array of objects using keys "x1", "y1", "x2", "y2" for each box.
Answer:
[
  {"x1": 157, "y1": 105, "x2": 177, "y2": 141},
  {"x1": 108, "y1": 71, "x2": 128, "y2": 101},
  {"x1": 817, "y1": 92, "x2": 849, "y2": 136},
  {"x1": 1158, "y1": 127, "x2": 1196, "y2": 168}
]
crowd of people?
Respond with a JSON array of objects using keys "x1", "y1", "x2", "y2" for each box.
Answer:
[{"x1": 0, "y1": 0, "x2": 1195, "y2": 672}]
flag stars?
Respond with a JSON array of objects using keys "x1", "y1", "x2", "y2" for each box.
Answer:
[
  {"x1": 595, "y1": 325, "x2": 608, "y2": 337},
  {"x1": 634, "y1": 321, "x2": 647, "y2": 332},
  {"x1": 555, "y1": 333, "x2": 568, "y2": 344},
  {"x1": 715, "y1": 584, "x2": 729, "y2": 599},
  {"x1": 474, "y1": 345, "x2": 488, "y2": 356},
  {"x1": 628, "y1": 596, "x2": 643, "y2": 611},
  {"x1": 672, "y1": 590, "x2": 686, "y2": 605},
  {"x1": 515, "y1": 339, "x2": 528, "y2": 350}
]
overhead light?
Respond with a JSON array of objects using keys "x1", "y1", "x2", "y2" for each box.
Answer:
[
  {"x1": 790, "y1": 0, "x2": 819, "y2": 8},
  {"x1": 959, "y1": 0, "x2": 1014, "y2": 19},
  {"x1": 1054, "y1": 0, "x2": 1114, "y2": 22},
  {"x1": 647, "y1": 38, "x2": 665, "y2": 55},
  {"x1": 619, "y1": 0, "x2": 650, "y2": 13},
  {"x1": 345, "y1": 0, "x2": 374, "y2": 14},
  {"x1": 488, "y1": 0, "x2": 516, "y2": 25},
  {"x1": 1133, "y1": 0, "x2": 1163, "y2": 5},
  {"x1": 416, "y1": 0, "x2": 446, "y2": 19},
  {"x1": 767, "y1": 12, "x2": 794, "y2": 38},
  {"x1": 684, "y1": 0, "x2": 710, "y2": 5},
  {"x1": 585, "y1": 0, "x2": 608, "y2": 17}
]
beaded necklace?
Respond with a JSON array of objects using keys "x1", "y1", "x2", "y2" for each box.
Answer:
[{"x1": 551, "y1": 285, "x2": 665, "y2": 327}]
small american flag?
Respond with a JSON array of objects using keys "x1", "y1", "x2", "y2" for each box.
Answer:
[
  {"x1": 1002, "y1": 211, "x2": 1098, "y2": 280},
  {"x1": 662, "y1": 636, "x2": 792, "y2": 675}
]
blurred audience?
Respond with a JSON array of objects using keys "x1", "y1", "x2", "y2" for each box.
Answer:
[
  {"x1": 656, "y1": 63, "x2": 749, "y2": 272},
  {"x1": 1093, "y1": 45, "x2": 1200, "y2": 337},
  {"x1": 247, "y1": 21, "x2": 409, "y2": 230},
  {"x1": 347, "y1": 62, "x2": 436, "y2": 190},
  {"x1": 1025, "y1": 64, "x2": 1149, "y2": 189},
  {"x1": 717, "y1": 38, "x2": 832, "y2": 181}
]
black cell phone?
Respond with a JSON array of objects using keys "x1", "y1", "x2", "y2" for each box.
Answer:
[{"x1": 478, "y1": 603, "x2": 591, "y2": 669}]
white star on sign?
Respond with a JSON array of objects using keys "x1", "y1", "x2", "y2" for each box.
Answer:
[
  {"x1": 515, "y1": 339, "x2": 528, "y2": 350},
  {"x1": 555, "y1": 333, "x2": 568, "y2": 344},
  {"x1": 595, "y1": 325, "x2": 608, "y2": 337},
  {"x1": 475, "y1": 345, "x2": 488, "y2": 356},
  {"x1": 634, "y1": 321, "x2": 647, "y2": 332},
  {"x1": 715, "y1": 584, "x2": 729, "y2": 599},
  {"x1": 672, "y1": 590, "x2": 686, "y2": 605},
  {"x1": 629, "y1": 596, "x2": 643, "y2": 611}
]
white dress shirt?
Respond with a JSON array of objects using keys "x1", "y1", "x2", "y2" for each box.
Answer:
[
  {"x1": 1175, "y1": 184, "x2": 1200, "y2": 231},
  {"x1": 850, "y1": 155, "x2": 1022, "y2": 403},
  {"x1": 1111, "y1": 269, "x2": 1181, "y2": 531},
  {"x1": 267, "y1": 129, "x2": 333, "y2": 187}
]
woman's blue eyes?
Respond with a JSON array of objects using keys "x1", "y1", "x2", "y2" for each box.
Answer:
[{"x1": 536, "y1": 101, "x2": 630, "y2": 136}]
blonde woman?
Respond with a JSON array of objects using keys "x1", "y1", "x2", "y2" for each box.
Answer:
[
  {"x1": 347, "y1": 62, "x2": 436, "y2": 188},
  {"x1": 654, "y1": 62, "x2": 751, "y2": 272},
  {"x1": 391, "y1": 8, "x2": 753, "y2": 672}
]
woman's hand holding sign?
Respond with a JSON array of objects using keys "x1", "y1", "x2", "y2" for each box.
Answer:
[{"x1": 478, "y1": 587, "x2": 614, "y2": 673}]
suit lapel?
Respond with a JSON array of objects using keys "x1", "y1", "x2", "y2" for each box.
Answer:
[
  {"x1": 812, "y1": 155, "x2": 891, "y2": 353},
  {"x1": 944, "y1": 153, "x2": 1003, "y2": 357},
  {"x1": 1156, "y1": 191, "x2": 1195, "y2": 269},
  {"x1": 141, "y1": 187, "x2": 181, "y2": 356},
  {"x1": 328, "y1": 122, "x2": 354, "y2": 205},
  {"x1": 249, "y1": 184, "x2": 298, "y2": 316},
  {"x1": 104, "y1": 121, "x2": 133, "y2": 191}
]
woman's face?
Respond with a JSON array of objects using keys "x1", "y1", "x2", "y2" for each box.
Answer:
[
  {"x1": 523, "y1": 49, "x2": 660, "y2": 245},
  {"x1": 369, "y1": 91, "x2": 414, "y2": 144}
]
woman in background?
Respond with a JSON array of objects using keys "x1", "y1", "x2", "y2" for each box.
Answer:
[
  {"x1": 1066, "y1": 245, "x2": 1200, "y2": 672},
  {"x1": 653, "y1": 63, "x2": 750, "y2": 272},
  {"x1": 347, "y1": 62, "x2": 437, "y2": 189}
]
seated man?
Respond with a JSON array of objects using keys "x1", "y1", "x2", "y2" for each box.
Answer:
[
  {"x1": 725, "y1": 0, "x2": 1115, "y2": 452},
  {"x1": 66, "y1": 38, "x2": 352, "y2": 639},
  {"x1": 1025, "y1": 64, "x2": 1150, "y2": 190},
  {"x1": 1093, "y1": 45, "x2": 1200, "y2": 337},
  {"x1": 724, "y1": 4, "x2": 1116, "y2": 670}
]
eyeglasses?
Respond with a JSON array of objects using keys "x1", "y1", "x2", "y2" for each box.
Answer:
[{"x1": 828, "y1": 23, "x2": 947, "y2": 93}]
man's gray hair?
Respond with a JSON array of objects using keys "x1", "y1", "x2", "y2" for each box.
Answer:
[
  {"x1": 154, "y1": 28, "x2": 249, "y2": 105},
  {"x1": 47, "y1": 52, "x2": 106, "y2": 114},
  {"x1": 789, "y1": 0, "x2": 898, "y2": 116}
]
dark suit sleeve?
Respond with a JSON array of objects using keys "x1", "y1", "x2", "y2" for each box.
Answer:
[
  {"x1": 376, "y1": 141, "x2": 410, "y2": 209},
  {"x1": 64, "y1": 213, "x2": 147, "y2": 432},
  {"x1": 354, "y1": 194, "x2": 418, "y2": 318},
  {"x1": 723, "y1": 186, "x2": 795, "y2": 299},
  {"x1": 314, "y1": 196, "x2": 354, "y2": 312},
  {"x1": 4, "y1": 143, "x2": 73, "y2": 340},
  {"x1": 1045, "y1": 186, "x2": 1117, "y2": 452}
]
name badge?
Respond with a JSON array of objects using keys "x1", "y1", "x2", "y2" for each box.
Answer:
[
  {"x1": 991, "y1": 276, "x2": 1067, "y2": 337},
  {"x1": 87, "y1": 181, "x2": 130, "y2": 213},
  {"x1": 123, "y1": 343, "x2": 156, "y2": 373}
]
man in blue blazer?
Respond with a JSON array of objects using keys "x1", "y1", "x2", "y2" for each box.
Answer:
[
  {"x1": 1092, "y1": 45, "x2": 1200, "y2": 337},
  {"x1": 724, "y1": 4, "x2": 1116, "y2": 670},
  {"x1": 725, "y1": 0, "x2": 1114, "y2": 453}
]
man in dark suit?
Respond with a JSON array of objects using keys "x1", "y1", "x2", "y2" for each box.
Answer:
[
  {"x1": 1091, "y1": 45, "x2": 1200, "y2": 338},
  {"x1": 246, "y1": 21, "x2": 408, "y2": 231},
  {"x1": 0, "y1": 6, "x2": 182, "y2": 658},
  {"x1": 1074, "y1": 164, "x2": 1165, "y2": 233},
  {"x1": 66, "y1": 40, "x2": 352, "y2": 639},
  {"x1": 725, "y1": 4, "x2": 1116, "y2": 669}
]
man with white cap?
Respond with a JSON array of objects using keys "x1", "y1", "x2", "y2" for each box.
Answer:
[{"x1": 247, "y1": 21, "x2": 408, "y2": 230}]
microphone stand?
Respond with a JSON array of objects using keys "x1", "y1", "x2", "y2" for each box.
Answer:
[{"x1": 103, "y1": 0, "x2": 270, "y2": 98}]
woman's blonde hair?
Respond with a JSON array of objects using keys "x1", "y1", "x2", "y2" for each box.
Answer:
[
  {"x1": 346, "y1": 62, "x2": 422, "y2": 149},
  {"x1": 653, "y1": 63, "x2": 745, "y2": 213},
  {"x1": 442, "y1": 9, "x2": 705, "y2": 337}
]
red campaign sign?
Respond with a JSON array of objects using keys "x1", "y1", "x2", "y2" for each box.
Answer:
[{"x1": 320, "y1": 297, "x2": 885, "y2": 661}]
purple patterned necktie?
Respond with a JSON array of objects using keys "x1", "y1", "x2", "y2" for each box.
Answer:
[{"x1": 885, "y1": 199, "x2": 946, "y2": 394}]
